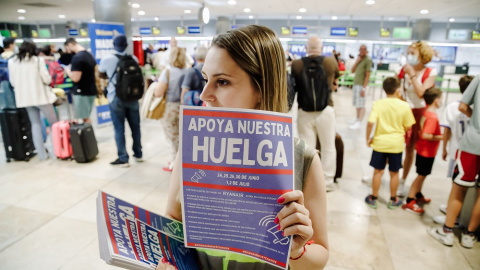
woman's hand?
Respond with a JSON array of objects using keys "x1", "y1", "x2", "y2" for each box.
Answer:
[
  {"x1": 275, "y1": 190, "x2": 314, "y2": 258},
  {"x1": 155, "y1": 258, "x2": 177, "y2": 270}
]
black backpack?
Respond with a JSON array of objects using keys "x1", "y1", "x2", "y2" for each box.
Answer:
[
  {"x1": 295, "y1": 56, "x2": 331, "y2": 112},
  {"x1": 110, "y1": 54, "x2": 144, "y2": 101}
]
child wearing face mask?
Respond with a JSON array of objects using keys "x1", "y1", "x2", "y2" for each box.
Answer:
[{"x1": 402, "y1": 88, "x2": 443, "y2": 215}]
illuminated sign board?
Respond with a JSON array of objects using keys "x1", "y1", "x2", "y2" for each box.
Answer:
[
  {"x1": 331, "y1": 27, "x2": 347, "y2": 36},
  {"x1": 152, "y1": 27, "x2": 160, "y2": 35},
  {"x1": 292, "y1": 26, "x2": 307, "y2": 35},
  {"x1": 187, "y1": 26, "x2": 201, "y2": 34},
  {"x1": 68, "y1": 29, "x2": 79, "y2": 36},
  {"x1": 380, "y1": 28, "x2": 390, "y2": 37},
  {"x1": 392, "y1": 27, "x2": 412, "y2": 39},
  {"x1": 281, "y1": 26, "x2": 290, "y2": 35},
  {"x1": 349, "y1": 27, "x2": 358, "y2": 37},
  {"x1": 177, "y1": 26, "x2": 185, "y2": 35},
  {"x1": 447, "y1": 29, "x2": 470, "y2": 41},
  {"x1": 472, "y1": 30, "x2": 480, "y2": 41},
  {"x1": 139, "y1": 27, "x2": 152, "y2": 35}
]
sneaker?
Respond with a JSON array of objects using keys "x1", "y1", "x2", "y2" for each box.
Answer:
[
  {"x1": 348, "y1": 119, "x2": 358, "y2": 125},
  {"x1": 402, "y1": 200, "x2": 424, "y2": 215},
  {"x1": 433, "y1": 215, "x2": 461, "y2": 227},
  {"x1": 365, "y1": 195, "x2": 378, "y2": 209},
  {"x1": 397, "y1": 180, "x2": 406, "y2": 197},
  {"x1": 461, "y1": 232, "x2": 477, "y2": 248},
  {"x1": 349, "y1": 120, "x2": 361, "y2": 130},
  {"x1": 361, "y1": 176, "x2": 372, "y2": 184},
  {"x1": 428, "y1": 227, "x2": 454, "y2": 247},
  {"x1": 439, "y1": 204, "x2": 447, "y2": 215},
  {"x1": 162, "y1": 162, "x2": 174, "y2": 172},
  {"x1": 388, "y1": 198, "x2": 403, "y2": 210},
  {"x1": 326, "y1": 182, "x2": 337, "y2": 192},
  {"x1": 416, "y1": 196, "x2": 431, "y2": 204},
  {"x1": 134, "y1": 156, "x2": 144, "y2": 163},
  {"x1": 110, "y1": 159, "x2": 130, "y2": 168}
]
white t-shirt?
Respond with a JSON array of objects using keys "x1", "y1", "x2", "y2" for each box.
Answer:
[
  {"x1": 403, "y1": 67, "x2": 438, "y2": 108},
  {"x1": 441, "y1": 101, "x2": 470, "y2": 159}
]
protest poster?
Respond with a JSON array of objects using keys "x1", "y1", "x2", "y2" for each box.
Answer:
[{"x1": 180, "y1": 106, "x2": 294, "y2": 269}]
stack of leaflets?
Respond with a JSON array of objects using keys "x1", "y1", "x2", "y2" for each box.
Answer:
[{"x1": 96, "y1": 191, "x2": 200, "y2": 270}]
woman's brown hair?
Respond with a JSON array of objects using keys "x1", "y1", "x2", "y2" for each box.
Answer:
[{"x1": 211, "y1": 25, "x2": 288, "y2": 113}]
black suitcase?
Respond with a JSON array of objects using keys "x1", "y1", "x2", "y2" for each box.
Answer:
[
  {"x1": 69, "y1": 122, "x2": 98, "y2": 163},
  {"x1": 0, "y1": 108, "x2": 35, "y2": 162}
]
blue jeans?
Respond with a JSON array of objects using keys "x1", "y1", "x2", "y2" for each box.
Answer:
[{"x1": 109, "y1": 97, "x2": 142, "y2": 162}]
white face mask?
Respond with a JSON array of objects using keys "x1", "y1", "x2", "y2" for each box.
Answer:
[{"x1": 407, "y1": 54, "x2": 419, "y2": 66}]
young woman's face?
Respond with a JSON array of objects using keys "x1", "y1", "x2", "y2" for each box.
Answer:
[{"x1": 200, "y1": 46, "x2": 261, "y2": 110}]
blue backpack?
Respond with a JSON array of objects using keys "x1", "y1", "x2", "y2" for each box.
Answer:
[
  {"x1": 0, "y1": 57, "x2": 16, "y2": 109},
  {"x1": 183, "y1": 68, "x2": 204, "y2": 106}
]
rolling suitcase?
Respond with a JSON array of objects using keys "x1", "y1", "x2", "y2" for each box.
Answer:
[
  {"x1": 69, "y1": 122, "x2": 98, "y2": 163},
  {"x1": 52, "y1": 120, "x2": 73, "y2": 159},
  {"x1": 0, "y1": 108, "x2": 35, "y2": 162}
]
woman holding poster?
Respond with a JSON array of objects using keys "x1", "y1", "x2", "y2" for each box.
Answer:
[{"x1": 158, "y1": 25, "x2": 329, "y2": 270}]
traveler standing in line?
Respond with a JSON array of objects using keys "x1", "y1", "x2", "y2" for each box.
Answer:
[
  {"x1": 98, "y1": 35, "x2": 143, "y2": 168},
  {"x1": 158, "y1": 38, "x2": 194, "y2": 72},
  {"x1": 180, "y1": 46, "x2": 208, "y2": 105},
  {"x1": 154, "y1": 47, "x2": 188, "y2": 172},
  {"x1": 1, "y1": 38, "x2": 16, "y2": 60},
  {"x1": 349, "y1": 44, "x2": 372, "y2": 130},
  {"x1": 8, "y1": 41, "x2": 58, "y2": 160},
  {"x1": 429, "y1": 74, "x2": 480, "y2": 249},
  {"x1": 64, "y1": 38, "x2": 98, "y2": 123},
  {"x1": 397, "y1": 41, "x2": 437, "y2": 197},
  {"x1": 291, "y1": 36, "x2": 339, "y2": 191}
]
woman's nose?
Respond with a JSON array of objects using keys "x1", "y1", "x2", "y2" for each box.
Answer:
[{"x1": 200, "y1": 81, "x2": 213, "y2": 103}]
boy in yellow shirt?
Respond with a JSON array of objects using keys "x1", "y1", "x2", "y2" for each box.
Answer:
[{"x1": 365, "y1": 77, "x2": 416, "y2": 209}]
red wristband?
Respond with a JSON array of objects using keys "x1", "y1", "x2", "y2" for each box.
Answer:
[{"x1": 289, "y1": 240, "x2": 314, "y2": 260}]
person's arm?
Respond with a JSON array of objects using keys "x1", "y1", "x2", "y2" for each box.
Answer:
[
  {"x1": 164, "y1": 154, "x2": 183, "y2": 221},
  {"x1": 180, "y1": 88, "x2": 189, "y2": 104},
  {"x1": 442, "y1": 127, "x2": 451, "y2": 161},
  {"x1": 403, "y1": 65, "x2": 436, "y2": 98},
  {"x1": 278, "y1": 155, "x2": 328, "y2": 269},
  {"x1": 366, "y1": 122, "x2": 374, "y2": 147},
  {"x1": 421, "y1": 132, "x2": 443, "y2": 141},
  {"x1": 459, "y1": 102, "x2": 473, "y2": 118},
  {"x1": 154, "y1": 69, "x2": 168, "y2": 98},
  {"x1": 351, "y1": 56, "x2": 362, "y2": 73},
  {"x1": 38, "y1": 57, "x2": 52, "y2": 85}
]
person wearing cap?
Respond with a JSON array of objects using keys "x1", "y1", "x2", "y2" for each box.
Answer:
[
  {"x1": 64, "y1": 37, "x2": 98, "y2": 123},
  {"x1": 98, "y1": 35, "x2": 143, "y2": 167}
]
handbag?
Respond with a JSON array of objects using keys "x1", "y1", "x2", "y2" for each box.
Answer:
[{"x1": 147, "y1": 69, "x2": 169, "y2": 120}]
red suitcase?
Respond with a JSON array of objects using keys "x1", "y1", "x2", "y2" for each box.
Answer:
[{"x1": 52, "y1": 120, "x2": 73, "y2": 159}]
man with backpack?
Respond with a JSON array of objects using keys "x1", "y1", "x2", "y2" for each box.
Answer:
[
  {"x1": 64, "y1": 38, "x2": 98, "y2": 123},
  {"x1": 98, "y1": 35, "x2": 144, "y2": 167},
  {"x1": 180, "y1": 46, "x2": 208, "y2": 106},
  {"x1": 291, "y1": 36, "x2": 340, "y2": 191}
]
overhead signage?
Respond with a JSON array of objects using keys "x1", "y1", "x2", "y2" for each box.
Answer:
[
  {"x1": 349, "y1": 27, "x2": 358, "y2": 37},
  {"x1": 447, "y1": 29, "x2": 470, "y2": 41},
  {"x1": 431, "y1": 46, "x2": 457, "y2": 63},
  {"x1": 0, "y1": 30, "x2": 11, "y2": 37},
  {"x1": 68, "y1": 29, "x2": 79, "y2": 36},
  {"x1": 88, "y1": 22, "x2": 125, "y2": 63},
  {"x1": 473, "y1": 30, "x2": 480, "y2": 41},
  {"x1": 292, "y1": 26, "x2": 307, "y2": 35},
  {"x1": 281, "y1": 26, "x2": 290, "y2": 35},
  {"x1": 139, "y1": 27, "x2": 152, "y2": 35},
  {"x1": 31, "y1": 30, "x2": 38, "y2": 38},
  {"x1": 39, "y1": 28, "x2": 51, "y2": 38},
  {"x1": 231, "y1": 25, "x2": 245, "y2": 30},
  {"x1": 331, "y1": 27, "x2": 347, "y2": 36},
  {"x1": 392, "y1": 27, "x2": 412, "y2": 39},
  {"x1": 380, "y1": 28, "x2": 390, "y2": 37},
  {"x1": 10, "y1": 30, "x2": 18, "y2": 38},
  {"x1": 79, "y1": 28, "x2": 88, "y2": 37},
  {"x1": 152, "y1": 27, "x2": 160, "y2": 35},
  {"x1": 187, "y1": 26, "x2": 201, "y2": 34},
  {"x1": 288, "y1": 42, "x2": 306, "y2": 58},
  {"x1": 177, "y1": 26, "x2": 185, "y2": 35}
]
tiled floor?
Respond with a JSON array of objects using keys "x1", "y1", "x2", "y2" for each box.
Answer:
[{"x1": 0, "y1": 87, "x2": 478, "y2": 270}]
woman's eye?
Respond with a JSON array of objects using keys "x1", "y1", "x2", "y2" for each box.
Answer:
[
  {"x1": 217, "y1": 79, "x2": 229, "y2": 86},
  {"x1": 202, "y1": 78, "x2": 208, "y2": 84}
]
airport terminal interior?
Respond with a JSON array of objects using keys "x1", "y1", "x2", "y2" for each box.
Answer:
[{"x1": 1, "y1": 0, "x2": 480, "y2": 269}]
